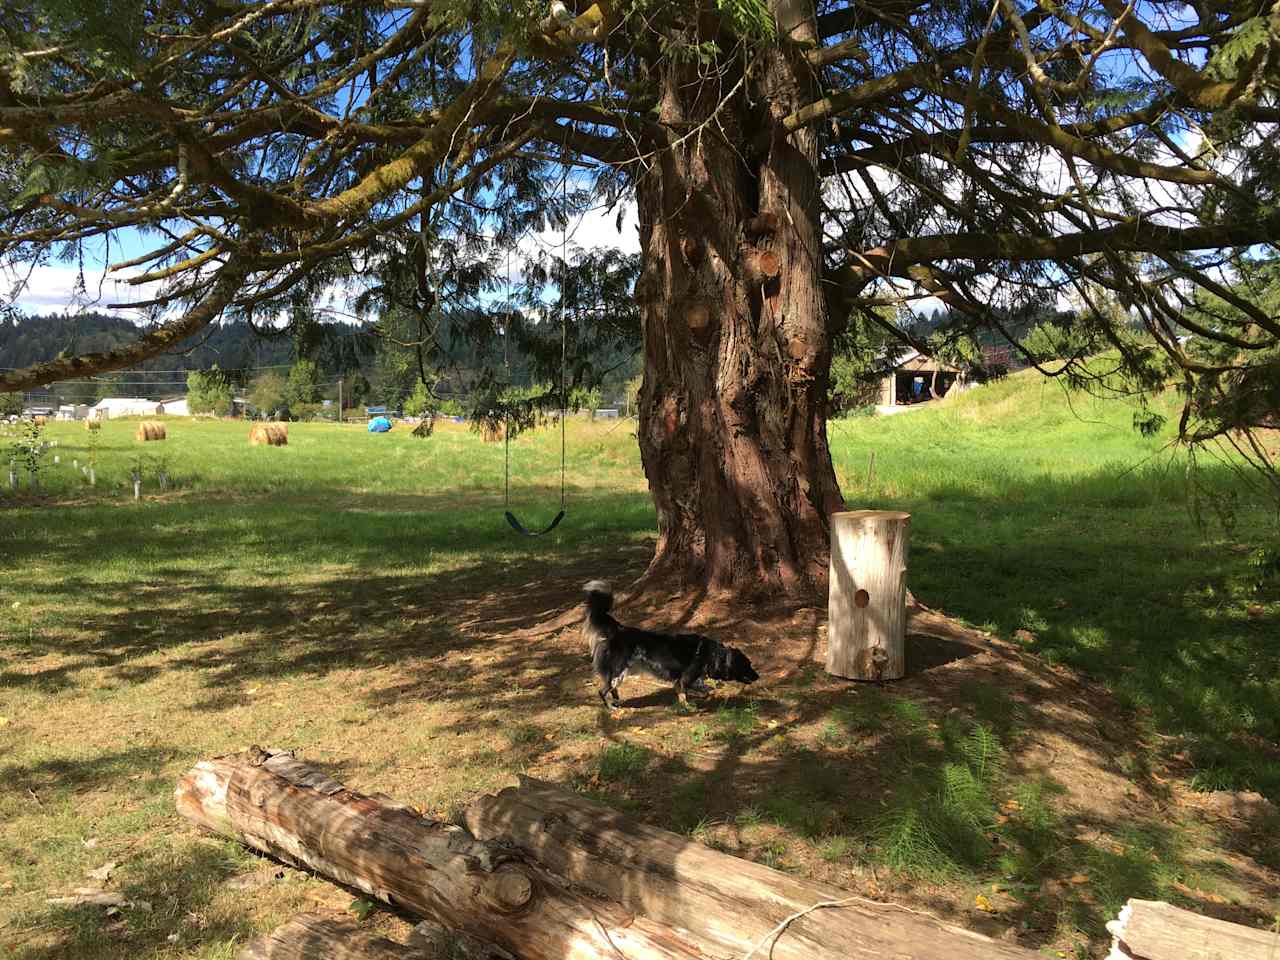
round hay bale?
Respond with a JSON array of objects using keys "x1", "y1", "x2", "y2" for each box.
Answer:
[
  {"x1": 249, "y1": 422, "x2": 288, "y2": 446},
  {"x1": 136, "y1": 421, "x2": 167, "y2": 442},
  {"x1": 33, "y1": 415, "x2": 47, "y2": 427},
  {"x1": 85, "y1": 418, "x2": 102, "y2": 432}
]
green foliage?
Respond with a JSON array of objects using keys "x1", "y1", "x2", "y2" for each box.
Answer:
[
  {"x1": 1204, "y1": 17, "x2": 1270, "y2": 80},
  {"x1": 403, "y1": 379, "x2": 435, "y2": 417},
  {"x1": 247, "y1": 371, "x2": 287, "y2": 416},
  {"x1": 185, "y1": 367, "x2": 232, "y2": 416},
  {"x1": 284, "y1": 360, "x2": 322, "y2": 408},
  {"x1": 829, "y1": 312, "x2": 897, "y2": 413},
  {"x1": 569, "y1": 385, "x2": 602, "y2": 412},
  {"x1": 8, "y1": 417, "x2": 47, "y2": 480},
  {"x1": 714, "y1": 0, "x2": 775, "y2": 40},
  {"x1": 0, "y1": 391, "x2": 21, "y2": 416},
  {"x1": 865, "y1": 720, "x2": 1005, "y2": 878}
]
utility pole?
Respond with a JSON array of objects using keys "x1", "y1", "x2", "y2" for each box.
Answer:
[{"x1": 338, "y1": 378, "x2": 343, "y2": 422}]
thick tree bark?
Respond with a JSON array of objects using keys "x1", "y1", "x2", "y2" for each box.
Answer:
[
  {"x1": 179, "y1": 752, "x2": 1042, "y2": 960},
  {"x1": 633, "y1": 2, "x2": 845, "y2": 597},
  {"x1": 465, "y1": 775, "x2": 1040, "y2": 960}
]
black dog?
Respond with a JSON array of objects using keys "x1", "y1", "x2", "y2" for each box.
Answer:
[{"x1": 582, "y1": 580, "x2": 759, "y2": 708}]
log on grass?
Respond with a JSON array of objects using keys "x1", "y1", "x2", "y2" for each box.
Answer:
[
  {"x1": 465, "y1": 775, "x2": 1039, "y2": 960},
  {"x1": 1106, "y1": 899, "x2": 1280, "y2": 960},
  {"x1": 827, "y1": 509, "x2": 910, "y2": 681},
  {"x1": 238, "y1": 913, "x2": 417, "y2": 960},
  {"x1": 175, "y1": 748, "x2": 706, "y2": 960}
]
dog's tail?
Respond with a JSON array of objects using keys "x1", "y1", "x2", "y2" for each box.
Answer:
[{"x1": 583, "y1": 579, "x2": 613, "y2": 616}]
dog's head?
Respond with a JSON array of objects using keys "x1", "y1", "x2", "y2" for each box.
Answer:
[
  {"x1": 728, "y1": 648, "x2": 760, "y2": 685},
  {"x1": 583, "y1": 579, "x2": 613, "y2": 615},
  {"x1": 709, "y1": 645, "x2": 759, "y2": 685}
]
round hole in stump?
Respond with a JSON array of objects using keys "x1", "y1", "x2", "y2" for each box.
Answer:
[{"x1": 854, "y1": 589, "x2": 870, "y2": 608}]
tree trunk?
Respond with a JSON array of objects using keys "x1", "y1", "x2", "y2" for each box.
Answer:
[
  {"x1": 465, "y1": 775, "x2": 1039, "y2": 960},
  {"x1": 827, "y1": 510, "x2": 910, "y2": 680},
  {"x1": 633, "y1": 3, "x2": 844, "y2": 597},
  {"x1": 1106, "y1": 900, "x2": 1280, "y2": 960},
  {"x1": 174, "y1": 748, "x2": 706, "y2": 960}
]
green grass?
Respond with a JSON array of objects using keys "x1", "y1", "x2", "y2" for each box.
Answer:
[
  {"x1": 2, "y1": 373, "x2": 1278, "y2": 957},
  {"x1": 830, "y1": 372, "x2": 1280, "y2": 796}
]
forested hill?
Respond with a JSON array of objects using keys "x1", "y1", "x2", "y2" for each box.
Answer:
[
  {"x1": 2, "y1": 313, "x2": 311, "y2": 375},
  {"x1": 2, "y1": 310, "x2": 641, "y2": 407}
]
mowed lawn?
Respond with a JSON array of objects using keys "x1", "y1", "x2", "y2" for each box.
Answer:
[{"x1": 2, "y1": 378, "x2": 1278, "y2": 959}]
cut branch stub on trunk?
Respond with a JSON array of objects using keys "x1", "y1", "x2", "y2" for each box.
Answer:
[
  {"x1": 827, "y1": 509, "x2": 910, "y2": 681},
  {"x1": 465, "y1": 775, "x2": 1040, "y2": 960},
  {"x1": 744, "y1": 248, "x2": 782, "y2": 286},
  {"x1": 175, "y1": 747, "x2": 707, "y2": 960}
]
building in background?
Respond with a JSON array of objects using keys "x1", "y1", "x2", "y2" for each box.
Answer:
[{"x1": 90, "y1": 397, "x2": 162, "y2": 419}]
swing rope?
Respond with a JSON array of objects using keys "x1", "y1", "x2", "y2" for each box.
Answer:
[{"x1": 502, "y1": 173, "x2": 568, "y2": 538}]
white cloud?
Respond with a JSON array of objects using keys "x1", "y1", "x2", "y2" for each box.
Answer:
[
  {"x1": 3, "y1": 263, "x2": 169, "y2": 316},
  {"x1": 522, "y1": 199, "x2": 640, "y2": 262}
]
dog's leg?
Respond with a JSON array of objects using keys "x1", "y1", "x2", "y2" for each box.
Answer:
[{"x1": 674, "y1": 678, "x2": 689, "y2": 708}]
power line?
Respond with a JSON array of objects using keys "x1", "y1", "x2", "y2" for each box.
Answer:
[{"x1": 0, "y1": 362, "x2": 299, "y2": 372}]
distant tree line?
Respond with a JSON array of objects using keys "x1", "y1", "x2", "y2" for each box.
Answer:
[{"x1": 2, "y1": 306, "x2": 642, "y2": 416}]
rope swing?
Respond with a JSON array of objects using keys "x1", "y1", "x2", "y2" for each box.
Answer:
[{"x1": 502, "y1": 174, "x2": 569, "y2": 538}]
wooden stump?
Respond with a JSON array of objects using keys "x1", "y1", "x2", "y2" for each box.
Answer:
[{"x1": 826, "y1": 509, "x2": 910, "y2": 680}]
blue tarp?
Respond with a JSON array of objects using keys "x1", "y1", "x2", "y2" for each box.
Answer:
[{"x1": 368, "y1": 416, "x2": 392, "y2": 433}]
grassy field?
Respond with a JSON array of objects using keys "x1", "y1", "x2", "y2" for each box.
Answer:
[{"x1": 2, "y1": 376, "x2": 1278, "y2": 959}]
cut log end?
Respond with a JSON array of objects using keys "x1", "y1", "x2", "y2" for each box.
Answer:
[{"x1": 827, "y1": 510, "x2": 911, "y2": 681}]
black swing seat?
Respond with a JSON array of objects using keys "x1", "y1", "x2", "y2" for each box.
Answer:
[{"x1": 504, "y1": 509, "x2": 565, "y2": 538}]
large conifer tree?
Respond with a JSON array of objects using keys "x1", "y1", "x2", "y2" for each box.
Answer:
[{"x1": 2, "y1": 0, "x2": 1277, "y2": 592}]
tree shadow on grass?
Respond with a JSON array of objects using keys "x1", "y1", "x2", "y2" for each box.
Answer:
[
  {"x1": 4, "y1": 463, "x2": 1278, "y2": 954},
  {"x1": 0, "y1": 747, "x2": 174, "y2": 800},
  {"x1": 11, "y1": 839, "x2": 258, "y2": 960}
]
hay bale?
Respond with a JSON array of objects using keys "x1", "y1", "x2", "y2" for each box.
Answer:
[
  {"x1": 480, "y1": 421, "x2": 505, "y2": 443},
  {"x1": 136, "y1": 421, "x2": 167, "y2": 442},
  {"x1": 412, "y1": 417, "x2": 435, "y2": 439},
  {"x1": 33, "y1": 415, "x2": 47, "y2": 427},
  {"x1": 249, "y1": 423, "x2": 288, "y2": 446},
  {"x1": 85, "y1": 418, "x2": 102, "y2": 432}
]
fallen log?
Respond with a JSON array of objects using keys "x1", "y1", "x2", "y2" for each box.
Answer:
[
  {"x1": 464, "y1": 775, "x2": 1038, "y2": 960},
  {"x1": 238, "y1": 913, "x2": 416, "y2": 959},
  {"x1": 175, "y1": 748, "x2": 706, "y2": 960},
  {"x1": 1106, "y1": 899, "x2": 1280, "y2": 960}
]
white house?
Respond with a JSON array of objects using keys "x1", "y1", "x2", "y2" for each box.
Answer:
[
  {"x1": 56, "y1": 404, "x2": 90, "y2": 421},
  {"x1": 91, "y1": 397, "x2": 161, "y2": 419}
]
